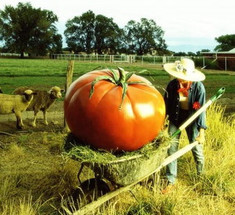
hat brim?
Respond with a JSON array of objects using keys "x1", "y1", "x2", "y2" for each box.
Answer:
[{"x1": 164, "y1": 63, "x2": 205, "y2": 82}]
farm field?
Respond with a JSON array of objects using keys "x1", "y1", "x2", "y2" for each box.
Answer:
[
  {"x1": 0, "y1": 58, "x2": 235, "y2": 214},
  {"x1": 0, "y1": 58, "x2": 234, "y2": 132},
  {"x1": 1, "y1": 58, "x2": 235, "y2": 96}
]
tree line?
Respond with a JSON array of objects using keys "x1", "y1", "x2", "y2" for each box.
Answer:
[{"x1": 0, "y1": 2, "x2": 234, "y2": 58}]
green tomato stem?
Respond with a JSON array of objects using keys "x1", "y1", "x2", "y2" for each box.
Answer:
[{"x1": 89, "y1": 67, "x2": 144, "y2": 109}]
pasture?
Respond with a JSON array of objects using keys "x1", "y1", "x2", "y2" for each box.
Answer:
[
  {"x1": 0, "y1": 58, "x2": 235, "y2": 117},
  {"x1": 1, "y1": 58, "x2": 235, "y2": 97},
  {"x1": 0, "y1": 58, "x2": 235, "y2": 214}
]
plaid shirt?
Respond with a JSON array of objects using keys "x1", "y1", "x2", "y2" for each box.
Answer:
[{"x1": 164, "y1": 79, "x2": 207, "y2": 129}]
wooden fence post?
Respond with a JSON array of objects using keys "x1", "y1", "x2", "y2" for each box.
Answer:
[
  {"x1": 225, "y1": 57, "x2": 227, "y2": 71},
  {"x1": 64, "y1": 60, "x2": 74, "y2": 130}
]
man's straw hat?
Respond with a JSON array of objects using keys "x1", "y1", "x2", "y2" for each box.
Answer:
[{"x1": 163, "y1": 58, "x2": 205, "y2": 81}]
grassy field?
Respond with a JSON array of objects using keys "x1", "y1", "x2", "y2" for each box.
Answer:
[
  {"x1": 0, "y1": 58, "x2": 235, "y2": 214},
  {"x1": 0, "y1": 58, "x2": 235, "y2": 98},
  {"x1": 1, "y1": 58, "x2": 235, "y2": 115}
]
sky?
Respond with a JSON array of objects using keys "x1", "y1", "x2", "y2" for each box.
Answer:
[{"x1": 0, "y1": 0, "x2": 234, "y2": 53}]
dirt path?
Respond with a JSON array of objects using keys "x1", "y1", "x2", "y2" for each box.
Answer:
[{"x1": 0, "y1": 101, "x2": 64, "y2": 133}]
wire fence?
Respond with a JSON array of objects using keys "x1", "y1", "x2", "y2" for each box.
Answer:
[
  {"x1": 50, "y1": 54, "x2": 235, "y2": 71},
  {"x1": 50, "y1": 54, "x2": 189, "y2": 66},
  {"x1": 0, "y1": 52, "x2": 234, "y2": 71},
  {"x1": 0, "y1": 52, "x2": 21, "y2": 57}
]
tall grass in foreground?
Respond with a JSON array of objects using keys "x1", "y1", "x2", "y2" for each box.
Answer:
[
  {"x1": 93, "y1": 104, "x2": 235, "y2": 215},
  {"x1": 0, "y1": 104, "x2": 234, "y2": 215}
]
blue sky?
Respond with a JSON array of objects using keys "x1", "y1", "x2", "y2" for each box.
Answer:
[{"x1": 1, "y1": 0, "x2": 234, "y2": 53}]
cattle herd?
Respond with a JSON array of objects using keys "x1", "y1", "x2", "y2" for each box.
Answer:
[{"x1": 0, "y1": 86, "x2": 64, "y2": 129}]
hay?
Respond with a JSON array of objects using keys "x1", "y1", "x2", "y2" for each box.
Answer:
[
  {"x1": 64, "y1": 131, "x2": 170, "y2": 163},
  {"x1": 63, "y1": 131, "x2": 171, "y2": 186}
]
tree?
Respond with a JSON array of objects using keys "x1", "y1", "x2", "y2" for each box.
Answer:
[
  {"x1": 64, "y1": 10, "x2": 121, "y2": 54},
  {"x1": 196, "y1": 49, "x2": 210, "y2": 56},
  {"x1": 214, "y1": 34, "x2": 235, "y2": 51},
  {"x1": 123, "y1": 18, "x2": 167, "y2": 55},
  {"x1": 64, "y1": 10, "x2": 95, "y2": 54},
  {"x1": 187, "y1": 52, "x2": 196, "y2": 56},
  {"x1": 173, "y1": 51, "x2": 187, "y2": 56},
  {"x1": 0, "y1": 2, "x2": 62, "y2": 58},
  {"x1": 201, "y1": 49, "x2": 210, "y2": 52},
  {"x1": 94, "y1": 15, "x2": 121, "y2": 54}
]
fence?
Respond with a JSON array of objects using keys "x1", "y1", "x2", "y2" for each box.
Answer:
[
  {"x1": 50, "y1": 54, "x2": 182, "y2": 65},
  {"x1": 201, "y1": 56, "x2": 235, "y2": 71},
  {"x1": 0, "y1": 52, "x2": 21, "y2": 57},
  {"x1": 1, "y1": 52, "x2": 234, "y2": 71},
  {"x1": 50, "y1": 54, "x2": 235, "y2": 71}
]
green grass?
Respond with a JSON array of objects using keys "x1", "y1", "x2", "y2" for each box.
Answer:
[
  {"x1": 0, "y1": 59, "x2": 68, "y2": 76},
  {"x1": 1, "y1": 58, "x2": 235, "y2": 99},
  {"x1": 0, "y1": 58, "x2": 162, "y2": 77},
  {"x1": 0, "y1": 76, "x2": 66, "y2": 93},
  {"x1": 0, "y1": 59, "x2": 166, "y2": 94}
]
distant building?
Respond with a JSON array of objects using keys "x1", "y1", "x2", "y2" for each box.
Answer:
[{"x1": 201, "y1": 48, "x2": 235, "y2": 71}]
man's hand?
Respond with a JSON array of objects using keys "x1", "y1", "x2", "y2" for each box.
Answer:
[{"x1": 195, "y1": 128, "x2": 205, "y2": 144}]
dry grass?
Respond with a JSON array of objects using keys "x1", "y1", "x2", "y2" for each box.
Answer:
[
  {"x1": 93, "y1": 104, "x2": 235, "y2": 215},
  {"x1": 0, "y1": 104, "x2": 235, "y2": 215},
  {"x1": 0, "y1": 132, "x2": 81, "y2": 214},
  {"x1": 64, "y1": 129, "x2": 170, "y2": 164}
]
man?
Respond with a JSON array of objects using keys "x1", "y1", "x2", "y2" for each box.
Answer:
[{"x1": 162, "y1": 58, "x2": 206, "y2": 193}]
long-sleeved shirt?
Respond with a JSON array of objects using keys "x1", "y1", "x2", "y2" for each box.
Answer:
[{"x1": 164, "y1": 79, "x2": 207, "y2": 129}]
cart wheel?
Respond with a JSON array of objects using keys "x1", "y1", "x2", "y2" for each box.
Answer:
[{"x1": 73, "y1": 178, "x2": 110, "y2": 205}]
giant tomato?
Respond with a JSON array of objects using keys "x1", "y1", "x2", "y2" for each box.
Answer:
[{"x1": 64, "y1": 68, "x2": 165, "y2": 151}]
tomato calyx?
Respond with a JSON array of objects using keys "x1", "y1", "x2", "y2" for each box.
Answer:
[{"x1": 89, "y1": 67, "x2": 147, "y2": 109}]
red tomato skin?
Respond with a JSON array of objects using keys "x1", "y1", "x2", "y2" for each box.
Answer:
[{"x1": 64, "y1": 70, "x2": 165, "y2": 151}]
